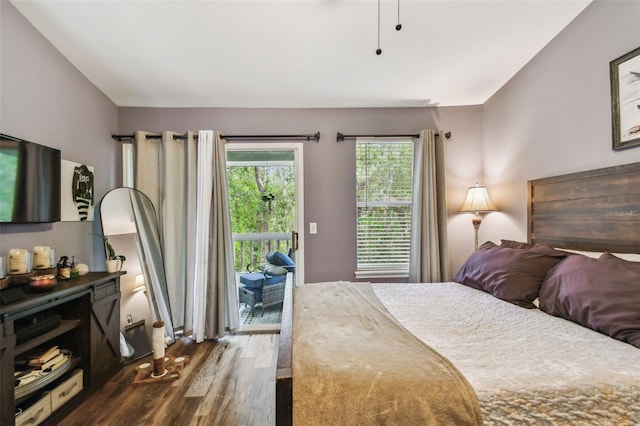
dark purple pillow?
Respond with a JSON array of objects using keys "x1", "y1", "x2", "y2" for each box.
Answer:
[
  {"x1": 500, "y1": 239, "x2": 533, "y2": 249},
  {"x1": 539, "y1": 253, "x2": 640, "y2": 348},
  {"x1": 453, "y1": 242, "x2": 566, "y2": 308}
]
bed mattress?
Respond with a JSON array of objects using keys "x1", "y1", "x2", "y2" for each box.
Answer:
[{"x1": 372, "y1": 282, "x2": 640, "y2": 425}]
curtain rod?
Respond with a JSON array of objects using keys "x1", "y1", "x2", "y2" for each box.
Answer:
[
  {"x1": 336, "y1": 131, "x2": 451, "y2": 142},
  {"x1": 111, "y1": 131, "x2": 320, "y2": 143}
]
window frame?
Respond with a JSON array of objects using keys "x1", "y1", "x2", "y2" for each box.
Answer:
[{"x1": 354, "y1": 137, "x2": 414, "y2": 279}]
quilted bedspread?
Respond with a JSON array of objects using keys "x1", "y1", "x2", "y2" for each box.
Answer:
[
  {"x1": 372, "y1": 282, "x2": 640, "y2": 425},
  {"x1": 293, "y1": 281, "x2": 483, "y2": 425}
]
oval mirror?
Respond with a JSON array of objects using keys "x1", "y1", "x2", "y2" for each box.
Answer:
[{"x1": 100, "y1": 188, "x2": 175, "y2": 343}]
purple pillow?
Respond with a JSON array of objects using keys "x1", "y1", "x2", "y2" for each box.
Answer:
[
  {"x1": 539, "y1": 253, "x2": 640, "y2": 348},
  {"x1": 500, "y1": 239, "x2": 533, "y2": 249},
  {"x1": 453, "y1": 242, "x2": 566, "y2": 308}
]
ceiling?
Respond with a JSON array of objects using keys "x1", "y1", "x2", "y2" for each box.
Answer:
[{"x1": 11, "y1": 0, "x2": 592, "y2": 108}]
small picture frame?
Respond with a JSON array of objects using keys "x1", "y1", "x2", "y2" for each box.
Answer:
[{"x1": 610, "y1": 46, "x2": 640, "y2": 151}]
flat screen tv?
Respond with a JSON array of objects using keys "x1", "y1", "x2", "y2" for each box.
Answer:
[{"x1": 0, "y1": 133, "x2": 61, "y2": 223}]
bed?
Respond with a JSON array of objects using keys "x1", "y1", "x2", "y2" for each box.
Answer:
[{"x1": 276, "y1": 162, "x2": 640, "y2": 425}]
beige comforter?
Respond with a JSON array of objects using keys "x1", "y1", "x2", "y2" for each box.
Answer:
[
  {"x1": 373, "y1": 282, "x2": 640, "y2": 425},
  {"x1": 293, "y1": 281, "x2": 482, "y2": 425}
]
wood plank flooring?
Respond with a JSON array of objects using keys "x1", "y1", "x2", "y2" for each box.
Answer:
[{"x1": 58, "y1": 334, "x2": 278, "y2": 426}]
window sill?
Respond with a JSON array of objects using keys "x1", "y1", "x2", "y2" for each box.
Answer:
[{"x1": 355, "y1": 269, "x2": 409, "y2": 279}]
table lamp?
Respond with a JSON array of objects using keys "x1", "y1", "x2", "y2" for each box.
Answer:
[
  {"x1": 133, "y1": 274, "x2": 146, "y2": 293},
  {"x1": 459, "y1": 183, "x2": 497, "y2": 250}
]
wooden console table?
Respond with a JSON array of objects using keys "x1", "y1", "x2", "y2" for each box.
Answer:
[{"x1": 0, "y1": 272, "x2": 123, "y2": 425}]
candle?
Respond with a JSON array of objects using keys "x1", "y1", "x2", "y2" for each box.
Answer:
[
  {"x1": 8, "y1": 249, "x2": 30, "y2": 274},
  {"x1": 33, "y1": 246, "x2": 52, "y2": 269}
]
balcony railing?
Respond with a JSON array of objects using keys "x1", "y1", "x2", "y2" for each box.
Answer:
[{"x1": 232, "y1": 232, "x2": 292, "y2": 272}]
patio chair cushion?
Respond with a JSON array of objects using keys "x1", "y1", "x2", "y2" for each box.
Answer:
[
  {"x1": 264, "y1": 265, "x2": 288, "y2": 276},
  {"x1": 266, "y1": 251, "x2": 295, "y2": 271},
  {"x1": 240, "y1": 272, "x2": 286, "y2": 289}
]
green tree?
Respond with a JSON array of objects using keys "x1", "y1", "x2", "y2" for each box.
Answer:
[{"x1": 227, "y1": 163, "x2": 295, "y2": 269}]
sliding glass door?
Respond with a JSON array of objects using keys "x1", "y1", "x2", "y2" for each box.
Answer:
[{"x1": 226, "y1": 143, "x2": 304, "y2": 332}]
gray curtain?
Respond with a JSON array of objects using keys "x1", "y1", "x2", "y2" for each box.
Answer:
[
  {"x1": 409, "y1": 129, "x2": 451, "y2": 282},
  {"x1": 134, "y1": 131, "x2": 195, "y2": 330},
  {"x1": 133, "y1": 130, "x2": 238, "y2": 341}
]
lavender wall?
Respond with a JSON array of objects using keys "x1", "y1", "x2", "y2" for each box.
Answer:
[
  {"x1": 119, "y1": 106, "x2": 484, "y2": 282},
  {"x1": 482, "y1": 0, "x2": 640, "y2": 245},
  {"x1": 0, "y1": 2, "x2": 119, "y2": 272},
  {"x1": 13, "y1": 0, "x2": 629, "y2": 288}
]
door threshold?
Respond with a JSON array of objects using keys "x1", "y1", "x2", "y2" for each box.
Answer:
[{"x1": 237, "y1": 324, "x2": 281, "y2": 334}]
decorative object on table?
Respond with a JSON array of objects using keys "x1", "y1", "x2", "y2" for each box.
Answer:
[
  {"x1": 74, "y1": 263, "x2": 89, "y2": 276},
  {"x1": 28, "y1": 274, "x2": 58, "y2": 292},
  {"x1": 68, "y1": 256, "x2": 79, "y2": 278},
  {"x1": 459, "y1": 183, "x2": 498, "y2": 250},
  {"x1": 57, "y1": 256, "x2": 71, "y2": 280},
  {"x1": 33, "y1": 246, "x2": 56, "y2": 269},
  {"x1": 99, "y1": 236, "x2": 126, "y2": 273},
  {"x1": 610, "y1": 46, "x2": 640, "y2": 151},
  {"x1": 8, "y1": 249, "x2": 31, "y2": 275},
  {"x1": 131, "y1": 320, "x2": 189, "y2": 386},
  {"x1": 106, "y1": 259, "x2": 123, "y2": 273},
  {"x1": 60, "y1": 160, "x2": 95, "y2": 221}
]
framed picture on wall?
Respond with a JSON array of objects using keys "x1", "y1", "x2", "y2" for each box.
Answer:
[
  {"x1": 61, "y1": 160, "x2": 95, "y2": 221},
  {"x1": 610, "y1": 46, "x2": 640, "y2": 151}
]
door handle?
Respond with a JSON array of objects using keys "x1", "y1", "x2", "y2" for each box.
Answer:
[{"x1": 291, "y1": 231, "x2": 299, "y2": 252}]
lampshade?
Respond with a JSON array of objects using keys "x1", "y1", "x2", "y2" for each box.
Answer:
[
  {"x1": 133, "y1": 274, "x2": 146, "y2": 292},
  {"x1": 459, "y1": 184, "x2": 497, "y2": 213}
]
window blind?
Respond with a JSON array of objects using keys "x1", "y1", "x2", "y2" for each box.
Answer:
[{"x1": 356, "y1": 139, "x2": 413, "y2": 273}]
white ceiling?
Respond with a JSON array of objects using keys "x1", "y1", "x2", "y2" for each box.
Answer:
[{"x1": 11, "y1": 0, "x2": 592, "y2": 108}]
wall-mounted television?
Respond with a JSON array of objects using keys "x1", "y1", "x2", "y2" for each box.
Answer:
[{"x1": 0, "y1": 133, "x2": 61, "y2": 223}]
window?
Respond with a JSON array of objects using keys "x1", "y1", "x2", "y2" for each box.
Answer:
[
  {"x1": 122, "y1": 143, "x2": 134, "y2": 187},
  {"x1": 356, "y1": 139, "x2": 413, "y2": 278}
]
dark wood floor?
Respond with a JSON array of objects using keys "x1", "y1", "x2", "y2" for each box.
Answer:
[{"x1": 59, "y1": 334, "x2": 278, "y2": 426}]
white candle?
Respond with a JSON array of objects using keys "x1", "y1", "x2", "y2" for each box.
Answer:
[
  {"x1": 8, "y1": 249, "x2": 29, "y2": 274},
  {"x1": 33, "y1": 246, "x2": 51, "y2": 269}
]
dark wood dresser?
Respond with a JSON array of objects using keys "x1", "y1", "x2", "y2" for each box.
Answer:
[{"x1": 0, "y1": 272, "x2": 123, "y2": 425}]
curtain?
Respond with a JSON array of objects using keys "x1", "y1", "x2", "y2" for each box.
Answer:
[
  {"x1": 409, "y1": 129, "x2": 451, "y2": 282},
  {"x1": 133, "y1": 130, "x2": 238, "y2": 343},
  {"x1": 192, "y1": 131, "x2": 239, "y2": 341}
]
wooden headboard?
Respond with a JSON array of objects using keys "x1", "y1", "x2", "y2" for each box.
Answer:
[{"x1": 528, "y1": 162, "x2": 640, "y2": 254}]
